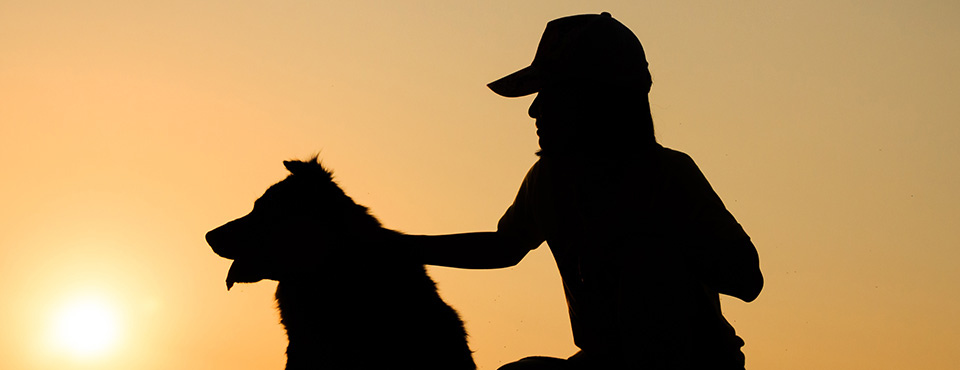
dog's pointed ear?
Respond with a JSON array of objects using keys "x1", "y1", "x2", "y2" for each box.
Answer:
[
  {"x1": 283, "y1": 158, "x2": 333, "y2": 180},
  {"x1": 283, "y1": 160, "x2": 307, "y2": 175}
]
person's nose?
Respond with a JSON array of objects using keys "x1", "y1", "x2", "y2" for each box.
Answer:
[{"x1": 528, "y1": 95, "x2": 541, "y2": 119}]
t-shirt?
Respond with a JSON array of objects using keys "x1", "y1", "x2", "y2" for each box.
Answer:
[{"x1": 497, "y1": 145, "x2": 750, "y2": 369}]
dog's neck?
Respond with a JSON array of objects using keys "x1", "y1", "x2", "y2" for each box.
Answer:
[
  {"x1": 275, "y1": 281, "x2": 336, "y2": 369},
  {"x1": 272, "y1": 240, "x2": 417, "y2": 369}
]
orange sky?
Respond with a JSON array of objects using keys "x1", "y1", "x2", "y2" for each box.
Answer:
[{"x1": 2, "y1": 1, "x2": 959, "y2": 369}]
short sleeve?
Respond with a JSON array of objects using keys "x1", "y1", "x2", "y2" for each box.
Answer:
[
  {"x1": 665, "y1": 150, "x2": 749, "y2": 242},
  {"x1": 497, "y1": 161, "x2": 547, "y2": 250}
]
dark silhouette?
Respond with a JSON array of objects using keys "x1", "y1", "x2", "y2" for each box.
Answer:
[
  {"x1": 206, "y1": 158, "x2": 475, "y2": 370},
  {"x1": 399, "y1": 12, "x2": 763, "y2": 370}
]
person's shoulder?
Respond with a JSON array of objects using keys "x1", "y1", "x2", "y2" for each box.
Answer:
[
  {"x1": 525, "y1": 158, "x2": 544, "y2": 177},
  {"x1": 515, "y1": 158, "x2": 545, "y2": 190},
  {"x1": 653, "y1": 145, "x2": 714, "y2": 191}
]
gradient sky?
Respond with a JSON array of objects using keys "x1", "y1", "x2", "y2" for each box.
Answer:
[{"x1": 2, "y1": 1, "x2": 959, "y2": 369}]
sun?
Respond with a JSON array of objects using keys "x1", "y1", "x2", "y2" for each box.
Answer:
[{"x1": 50, "y1": 297, "x2": 121, "y2": 358}]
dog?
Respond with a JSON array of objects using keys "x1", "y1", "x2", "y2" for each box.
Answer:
[{"x1": 206, "y1": 157, "x2": 475, "y2": 370}]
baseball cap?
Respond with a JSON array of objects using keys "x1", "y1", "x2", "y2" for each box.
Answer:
[{"x1": 488, "y1": 12, "x2": 651, "y2": 97}]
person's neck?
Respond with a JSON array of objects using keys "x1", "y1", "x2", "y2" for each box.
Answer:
[{"x1": 537, "y1": 141, "x2": 659, "y2": 160}]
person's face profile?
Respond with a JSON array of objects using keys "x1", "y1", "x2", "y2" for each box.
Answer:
[{"x1": 530, "y1": 86, "x2": 588, "y2": 153}]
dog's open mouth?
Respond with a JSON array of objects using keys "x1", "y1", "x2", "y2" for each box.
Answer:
[
  {"x1": 225, "y1": 259, "x2": 269, "y2": 290},
  {"x1": 208, "y1": 222, "x2": 275, "y2": 290}
]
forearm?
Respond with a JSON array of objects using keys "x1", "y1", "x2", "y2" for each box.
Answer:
[{"x1": 398, "y1": 231, "x2": 534, "y2": 269}]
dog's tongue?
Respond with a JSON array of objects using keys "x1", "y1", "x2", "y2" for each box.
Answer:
[{"x1": 225, "y1": 259, "x2": 266, "y2": 291}]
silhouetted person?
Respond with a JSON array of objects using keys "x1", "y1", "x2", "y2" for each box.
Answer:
[{"x1": 401, "y1": 12, "x2": 762, "y2": 370}]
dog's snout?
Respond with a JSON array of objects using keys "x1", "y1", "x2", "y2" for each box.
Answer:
[
  {"x1": 205, "y1": 228, "x2": 220, "y2": 247},
  {"x1": 207, "y1": 222, "x2": 241, "y2": 259}
]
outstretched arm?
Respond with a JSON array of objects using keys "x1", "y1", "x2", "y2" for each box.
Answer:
[{"x1": 397, "y1": 231, "x2": 539, "y2": 269}]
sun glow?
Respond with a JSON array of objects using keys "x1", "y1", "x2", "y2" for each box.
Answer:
[{"x1": 50, "y1": 297, "x2": 121, "y2": 358}]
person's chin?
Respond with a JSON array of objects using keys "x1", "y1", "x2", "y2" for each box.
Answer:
[
  {"x1": 537, "y1": 138, "x2": 553, "y2": 155},
  {"x1": 536, "y1": 144, "x2": 572, "y2": 158}
]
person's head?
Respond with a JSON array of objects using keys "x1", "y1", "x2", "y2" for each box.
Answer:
[{"x1": 488, "y1": 12, "x2": 655, "y2": 156}]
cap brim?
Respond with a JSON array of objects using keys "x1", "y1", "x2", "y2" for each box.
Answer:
[{"x1": 487, "y1": 65, "x2": 541, "y2": 97}]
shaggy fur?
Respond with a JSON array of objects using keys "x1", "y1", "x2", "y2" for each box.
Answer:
[{"x1": 206, "y1": 157, "x2": 475, "y2": 370}]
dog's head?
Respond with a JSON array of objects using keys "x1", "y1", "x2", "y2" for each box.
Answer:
[{"x1": 206, "y1": 157, "x2": 379, "y2": 290}]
